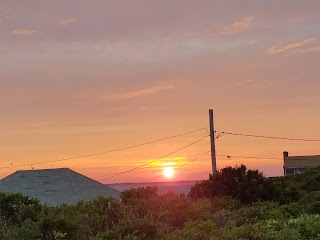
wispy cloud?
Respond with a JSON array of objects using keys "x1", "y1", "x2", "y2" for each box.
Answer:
[
  {"x1": 59, "y1": 17, "x2": 76, "y2": 25},
  {"x1": 11, "y1": 28, "x2": 36, "y2": 36},
  {"x1": 105, "y1": 84, "x2": 175, "y2": 101},
  {"x1": 221, "y1": 17, "x2": 254, "y2": 36},
  {"x1": 30, "y1": 122, "x2": 51, "y2": 127},
  {"x1": 291, "y1": 45, "x2": 320, "y2": 54},
  {"x1": 267, "y1": 38, "x2": 316, "y2": 54}
]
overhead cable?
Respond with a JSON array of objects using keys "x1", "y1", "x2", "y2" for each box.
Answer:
[{"x1": 0, "y1": 128, "x2": 208, "y2": 170}]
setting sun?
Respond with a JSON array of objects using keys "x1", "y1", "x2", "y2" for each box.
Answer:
[{"x1": 163, "y1": 167, "x2": 175, "y2": 178}]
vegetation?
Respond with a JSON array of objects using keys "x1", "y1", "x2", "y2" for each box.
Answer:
[{"x1": 2, "y1": 165, "x2": 320, "y2": 239}]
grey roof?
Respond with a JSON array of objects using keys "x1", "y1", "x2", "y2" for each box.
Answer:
[
  {"x1": 284, "y1": 155, "x2": 320, "y2": 168},
  {"x1": 0, "y1": 168, "x2": 120, "y2": 205}
]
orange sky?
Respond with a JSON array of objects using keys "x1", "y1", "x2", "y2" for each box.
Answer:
[{"x1": 1, "y1": 1, "x2": 320, "y2": 183}]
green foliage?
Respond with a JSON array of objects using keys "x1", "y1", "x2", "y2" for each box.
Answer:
[
  {"x1": 220, "y1": 214, "x2": 320, "y2": 240},
  {"x1": 236, "y1": 201, "x2": 291, "y2": 225},
  {"x1": 3, "y1": 165, "x2": 320, "y2": 239},
  {"x1": 154, "y1": 192, "x2": 214, "y2": 229},
  {"x1": 53, "y1": 230, "x2": 68, "y2": 239},
  {"x1": 189, "y1": 165, "x2": 279, "y2": 204},
  {"x1": 210, "y1": 196, "x2": 242, "y2": 212},
  {"x1": 3, "y1": 219, "x2": 40, "y2": 240},
  {"x1": 121, "y1": 186, "x2": 158, "y2": 204},
  {"x1": 90, "y1": 231, "x2": 140, "y2": 240},
  {"x1": 161, "y1": 220, "x2": 219, "y2": 240},
  {"x1": 272, "y1": 166, "x2": 320, "y2": 204},
  {"x1": 0, "y1": 193, "x2": 41, "y2": 224},
  {"x1": 298, "y1": 191, "x2": 320, "y2": 214},
  {"x1": 279, "y1": 203, "x2": 303, "y2": 218},
  {"x1": 38, "y1": 197, "x2": 124, "y2": 240}
]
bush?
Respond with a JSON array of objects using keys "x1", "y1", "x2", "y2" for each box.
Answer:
[
  {"x1": 161, "y1": 220, "x2": 219, "y2": 240},
  {"x1": 0, "y1": 193, "x2": 41, "y2": 224},
  {"x1": 189, "y1": 165, "x2": 279, "y2": 204},
  {"x1": 4, "y1": 219, "x2": 40, "y2": 240},
  {"x1": 3, "y1": 165, "x2": 320, "y2": 239}
]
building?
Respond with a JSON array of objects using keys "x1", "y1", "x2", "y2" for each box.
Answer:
[
  {"x1": 0, "y1": 168, "x2": 119, "y2": 205},
  {"x1": 283, "y1": 151, "x2": 320, "y2": 175}
]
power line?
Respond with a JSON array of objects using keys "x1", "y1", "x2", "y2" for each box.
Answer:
[
  {"x1": 0, "y1": 128, "x2": 208, "y2": 170},
  {"x1": 135, "y1": 134, "x2": 221, "y2": 172},
  {"x1": 215, "y1": 132, "x2": 227, "y2": 139},
  {"x1": 99, "y1": 135, "x2": 210, "y2": 181},
  {"x1": 219, "y1": 131, "x2": 320, "y2": 142},
  {"x1": 216, "y1": 154, "x2": 282, "y2": 161},
  {"x1": 144, "y1": 151, "x2": 211, "y2": 183},
  {"x1": 143, "y1": 152, "x2": 281, "y2": 183}
]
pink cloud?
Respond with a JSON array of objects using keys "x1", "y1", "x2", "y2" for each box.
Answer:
[
  {"x1": 267, "y1": 38, "x2": 316, "y2": 54},
  {"x1": 59, "y1": 18, "x2": 76, "y2": 25},
  {"x1": 11, "y1": 28, "x2": 36, "y2": 36},
  {"x1": 221, "y1": 17, "x2": 254, "y2": 36},
  {"x1": 105, "y1": 84, "x2": 175, "y2": 101}
]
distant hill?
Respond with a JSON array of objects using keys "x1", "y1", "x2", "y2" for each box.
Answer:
[{"x1": 108, "y1": 180, "x2": 197, "y2": 195}]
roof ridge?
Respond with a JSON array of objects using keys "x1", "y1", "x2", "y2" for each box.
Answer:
[{"x1": 16, "y1": 167, "x2": 71, "y2": 172}]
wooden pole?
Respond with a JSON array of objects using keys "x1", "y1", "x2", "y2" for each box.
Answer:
[{"x1": 209, "y1": 109, "x2": 217, "y2": 174}]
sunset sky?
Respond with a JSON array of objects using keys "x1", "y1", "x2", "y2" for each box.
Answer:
[{"x1": 1, "y1": 1, "x2": 320, "y2": 183}]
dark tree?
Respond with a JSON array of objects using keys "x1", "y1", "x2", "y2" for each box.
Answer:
[{"x1": 189, "y1": 165, "x2": 279, "y2": 204}]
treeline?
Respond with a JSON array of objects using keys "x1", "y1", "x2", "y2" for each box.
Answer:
[{"x1": 1, "y1": 165, "x2": 320, "y2": 239}]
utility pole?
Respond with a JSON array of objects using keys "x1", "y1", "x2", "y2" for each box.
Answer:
[{"x1": 209, "y1": 109, "x2": 217, "y2": 174}]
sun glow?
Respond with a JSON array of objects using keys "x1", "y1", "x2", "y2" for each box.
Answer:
[{"x1": 163, "y1": 167, "x2": 175, "y2": 178}]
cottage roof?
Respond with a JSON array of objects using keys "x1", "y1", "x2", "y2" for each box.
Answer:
[
  {"x1": 284, "y1": 155, "x2": 320, "y2": 168},
  {"x1": 0, "y1": 168, "x2": 119, "y2": 205}
]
